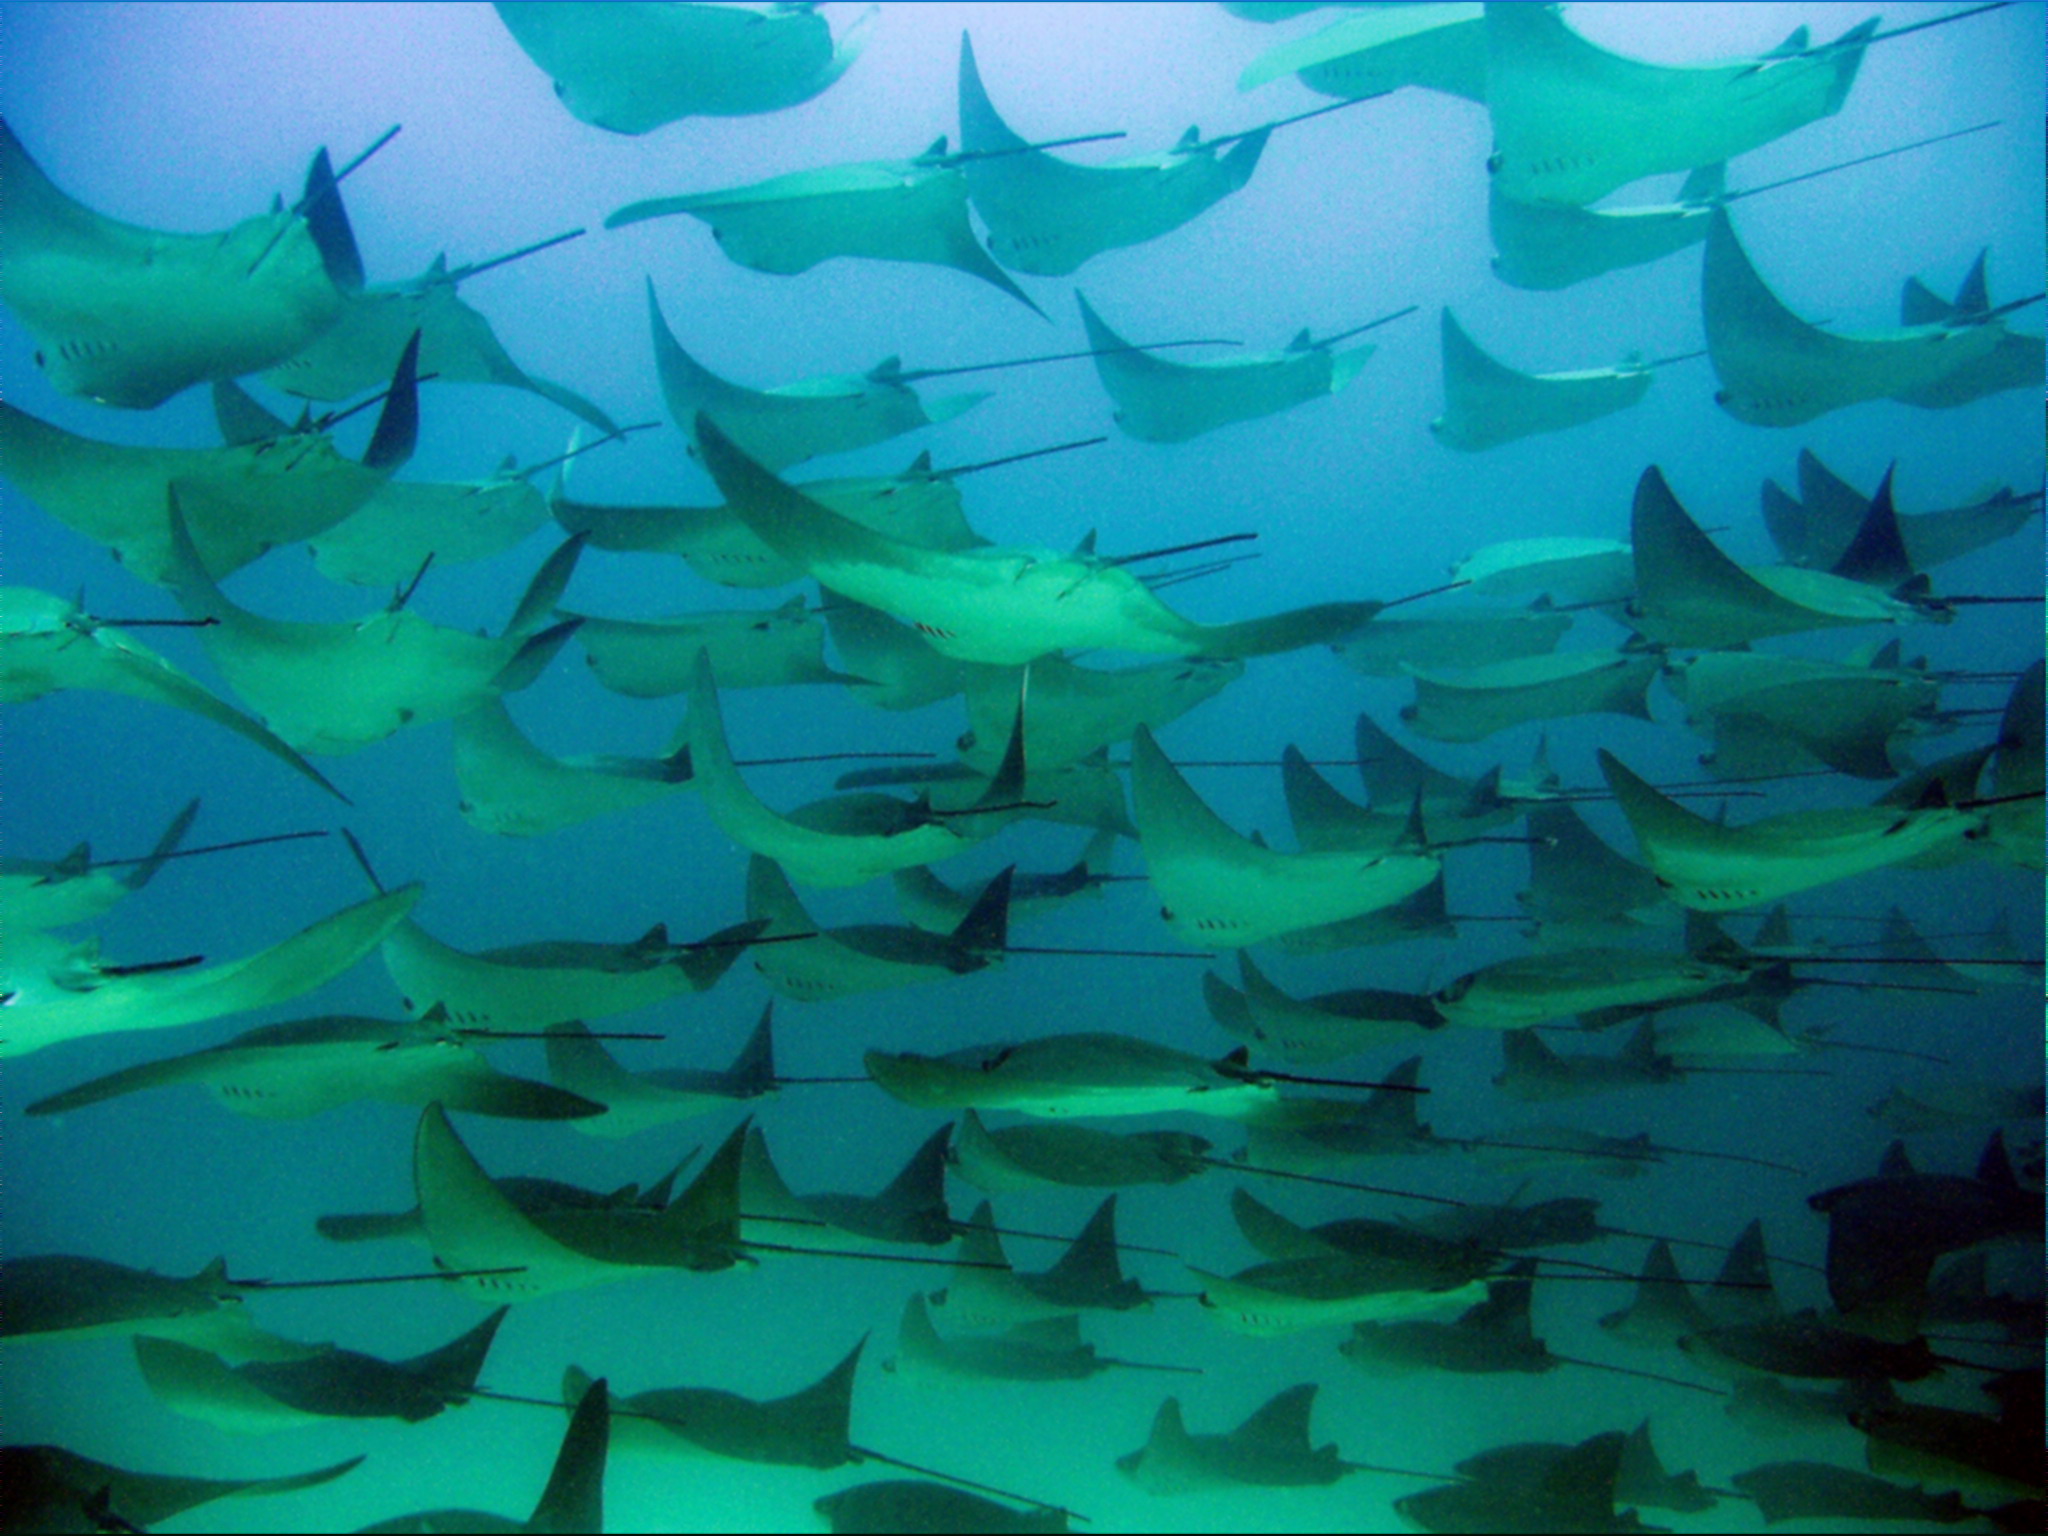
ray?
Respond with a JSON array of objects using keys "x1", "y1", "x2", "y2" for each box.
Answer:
[
  {"x1": 565, "y1": 595, "x2": 855, "y2": 697},
  {"x1": 1239, "y1": 1057, "x2": 1455, "y2": 1170},
  {"x1": 892, "y1": 1293, "x2": 1191, "y2": 1384},
  {"x1": 0, "y1": 1253, "x2": 333, "y2": 1361},
  {"x1": 0, "y1": 338, "x2": 417, "y2": 585},
  {"x1": 1627, "y1": 465, "x2": 1937, "y2": 649},
  {"x1": 159, "y1": 496, "x2": 583, "y2": 755},
  {"x1": 742, "y1": 1122, "x2": 957, "y2": 1252},
  {"x1": 495, "y1": 1, "x2": 873, "y2": 133},
  {"x1": 932, "y1": 1195, "x2": 1154, "y2": 1333},
  {"x1": 452, "y1": 697, "x2": 694, "y2": 838},
  {"x1": 0, "y1": 798, "x2": 195, "y2": 933},
  {"x1": 695, "y1": 411, "x2": 1380, "y2": 663},
  {"x1": 380, "y1": 907, "x2": 761, "y2": 1030},
  {"x1": 1205, "y1": 950, "x2": 1442, "y2": 1065},
  {"x1": 306, "y1": 456, "x2": 558, "y2": 589},
  {"x1": 1, "y1": 882, "x2": 419, "y2": 1061},
  {"x1": 608, "y1": 138, "x2": 1043, "y2": 313},
  {"x1": 545, "y1": 1007, "x2": 782, "y2": 1139},
  {"x1": 1118, "y1": 1382, "x2": 1351, "y2": 1495},
  {"x1": 132, "y1": 1307, "x2": 508, "y2": 1432},
  {"x1": 1397, "y1": 1430, "x2": 1643, "y2": 1535},
  {"x1": 0, "y1": 1445, "x2": 362, "y2": 1535},
  {"x1": 1484, "y1": 6, "x2": 1878, "y2": 207},
  {"x1": 1869, "y1": 1072, "x2": 2045, "y2": 1135},
  {"x1": 1431, "y1": 307, "x2": 1659, "y2": 450},
  {"x1": 958, "y1": 654, "x2": 1242, "y2": 777},
  {"x1": 1894, "y1": 246, "x2": 2045, "y2": 408},
  {"x1": 650, "y1": 282, "x2": 988, "y2": 470},
  {"x1": 948, "y1": 1111, "x2": 1214, "y2": 1194},
  {"x1": 1332, "y1": 603, "x2": 1571, "y2": 677},
  {"x1": 746, "y1": 856, "x2": 1008, "y2": 1003},
  {"x1": 1856, "y1": 1377, "x2": 2045, "y2": 1499},
  {"x1": 356, "y1": 1375, "x2": 609, "y2": 1534},
  {"x1": 959, "y1": 33, "x2": 1273, "y2": 276},
  {"x1": 1492, "y1": 1021, "x2": 1694, "y2": 1101},
  {"x1": 1676, "y1": 1308, "x2": 1949, "y2": 1383},
  {"x1": 1191, "y1": 1251, "x2": 1491, "y2": 1337},
  {"x1": 1599, "y1": 747, "x2": 1984, "y2": 910},
  {"x1": 0, "y1": 117, "x2": 364, "y2": 409},
  {"x1": 1076, "y1": 290, "x2": 1391, "y2": 442},
  {"x1": 1519, "y1": 799, "x2": 1669, "y2": 937},
  {"x1": 262, "y1": 234, "x2": 619, "y2": 433},
  {"x1": 894, "y1": 829, "x2": 1120, "y2": 935},
  {"x1": 1733, "y1": 1461, "x2": 1982, "y2": 1526},
  {"x1": 1228, "y1": 1189, "x2": 1499, "y2": 1279},
  {"x1": 1132, "y1": 724, "x2": 1439, "y2": 947},
  {"x1": 1433, "y1": 943, "x2": 1753, "y2": 1032},
  {"x1": 26, "y1": 1009, "x2": 601, "y2": 1122},
  {"x1": 1240, "y1": 3, "x2": 1486, "y2": 103},
  {"x1": 1764, "y1": 446, "x2": 2042, "y2": 575},
  {"x1": 866, "y1": 1033, "x2": 1280, "y2": 1121},
  {"x1": 1451, "y1": 535, "x2": 1636, "y2": 606},
  {"x1": 1985, "y1": 660, "x2": 2044, "y2": 868},
  {"x1": 1704, "y1": 207, "x2": 2020, "y2": 425},
  {"x1": 1402, "y1": 648, "x2": 1660, "y2": 742},
  {"x1": 815, "y1": 1481, "x2": 1071, "y2": 1535}
]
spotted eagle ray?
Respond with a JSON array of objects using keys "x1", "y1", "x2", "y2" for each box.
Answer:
[
  {"x1": 131, "y1": 1307, "x2": 508, "y2": 1431},
  {"x1": 694, "y1": 412, "x2": 1381, "y2": 664},
  {"x1": 1239, "y1": 3, "x2": 1486, "y2": 104},
  {"x1": 1076, "y1": 290, "x2": 1388, "y2": 442},
  {"x1": 609, "y1": 138, "x2": 1043, "y2": 312},
  {"x1": 0, "y1": 1445, "x2": 361, "y2": 1536},
  {"x1": 355, "y1": 1375, "x2": 609, "y2": 1534},
  {"x1": 26, "y1": 1009, "x2": 600, "y2": 1122},
  {"x1": 0, "y1": 117, "x2": 363, "y2": 408},
  {"x1": 0, "y1": 588, "x2": 343, "y2": 798},
  {"x1": 1763, "y1": 447, "x2": 2040, "y2": 574},
  {"x1": 1, "y1": 883, "x2": 420, "y2": 1061},
  {"x1": 495, "y1": 0, "x2": 873, "y2": 133},
  {"x1": 158, "y1": 497, "x2": 583, "y2": 755},
  {"x1": 1484, "y1": 5, "x2": 1878, "y2": 207},
  {"x1": 1132, "y1": 724, "x2": 1439, "y2": 947},
  {"x1": 0, "y1": 341, "x2": 416, "y2": 585},
  {"x1": 0, "y1": 798, "x2": 195, "y2": 933},
  {"x1": 1118, "y1": 1383, "x2": 1352, "y2": 1494},
  {"x1": 544, "y1": 1008, "x2": 778, "y2": 1139}
]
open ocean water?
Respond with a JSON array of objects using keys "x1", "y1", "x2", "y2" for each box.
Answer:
[{"x1": 1, "y1": 3, "x2": 2042, "y2": 1532}]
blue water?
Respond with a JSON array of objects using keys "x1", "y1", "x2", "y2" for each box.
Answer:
[{"x1": 1, "y1": 3, "x2": 2041, "y2": 1531}]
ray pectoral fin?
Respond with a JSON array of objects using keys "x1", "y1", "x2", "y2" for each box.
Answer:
[
  {"x1": 1192, "y1": 600, "x2": 1381, "y2": 660},
  {"x1": 492, "y1": 618, "x2": 582, "y2": 695},
  {"x1": 361, "y1": 331, "x2": 423, "y2": 474}
]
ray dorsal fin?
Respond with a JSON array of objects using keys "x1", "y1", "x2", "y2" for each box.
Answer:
[
  {"x1": 1175, "y1": 125, "x2": 1202, "y2": 150},
  {"x1": 1232, "y1": 1382, "x2": 1319, "y2": 1451},
  {"x1": 529, "y1": 1377, "x2": 609, "y2": 1535},
  {"x1": 1286, "y1": 327, "x2": 1314, "y2": 352},
  {"x1": 1830, "y1": 466, "x2": 1915, "y2": 588},
  {"x1": 1677, "y1": 162, "x2": 1727, "y2": 204},
  {"x1": 1714, "y1": 1218, "x2": 1776, "y2": 1309},
  {"x1": 1878, "y1": 1140, "x2": 1916, "y2": 1178},
  {"x1": 1461, "y1": 1262, "x2": 1538, "y2": 1336},
  {"x1": 1144, "y1": 1396, "x2": 1194, "y2": 1454},
  {"x1": 1043, "y1": 1196, "x2": 1127, "y2": 1295},
  {"x1": 727, "y1": 1002, "x2": 777, "y2": 1092},
  {"x1": 773, "y1": 1335, "x2": 865, "y2": 1450},
  {"x1": 1975, "y1": 1130, "x2": 2017, "y2": 1189},
  {"x1": 1955, "y1": 249, "x2": 1991, "y2": 317},
  {"x1": 1900, "y1": 275, "x2": 1955, "y2": 327}
]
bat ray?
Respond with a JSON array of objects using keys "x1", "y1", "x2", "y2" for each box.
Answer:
[
  {"x1": 381, "y1": 909, "x2": 759, "y2": 1029},
  {"x1": 1599, "y1": 748, "x2": 1983, "y2": 910},
  {"x1": 494, "y1": 1, "x2": 873, "y2": 133},
  {"x1": 688, "y1": 649, "x2": 1024, "y2": 887},
  {"x1": 651, "y1": 283, "x2": 986, "y2": 471},
  {"x1": 453, "y1": 698, "x2": 693, "y2": 838},
  {"x1": 1893, "y1": 247, "x2": 2045, "y2": 409},
  {"x1": 414, "y1": 1105, "x2": 747, "y2": 1302},
  {"x1": 566, "y1": 596, "x2": 852, "y2": 697},
  {"x1": 1332, "y1": 603, "x2": 1571, "y2": 677},
  {"x1": 1452, "y1": 535, "x2": 1636, "y2": 606},
  {"x1": 0, "y1": 797, "x2": 195, "y2": 933},
  {"x1": 740, "y1": 1123, "x2": 956, "y2": 1251},
  {"x1": 1239, "y1": 3, "x2": 1486, "y2": 103},
  {"x1": 1484, "y1": 4, "x2": 1877, "y2": 207},
  {"x1": 1192, "y1": 1251, "x2": 1491, "y2": 1336},
  {"x1": 545, "y1": 1008, "x2": 778, "y2": 1138},
  {"x1": 930, "y1": 1197, "x2": 1150, "y2": 1330},
  {"x1": 0, "y1": 1445, "x2": 361, "y2": 1536},
  {"x1": 262, "y1": 237, "x2": 618, "y2": 433},
  {"x1": 827, "y1": 601, "x2": 974, "y2": 711},
  {"x1": 26, "y1": 1009, "x2": 600, "y2": 1122},
  {"x1": 1, "y1": 883, "x2": 420, "y2": 1061},
  {"x1": 1132, "y1": 724, "x2": 1439, "y2": 947},
  {"x1": 958, "y1": 33, "x2": 1271, "y2": 276},
  {"x1": 1492, "y1": 1021, "x2": 1685, "y2": 1101},
  {"x1": 815, "y1": 1481, "x2": 1068, "y2": 1535},
  {"x1": 746, "y1": 856, "x2": 1008, "y2": 1003},
  {"x1": 695, "y1": 412, "x2": 1381, "y2": 663},
  {"x1": 1666, "y1": 642, "x2": 1942, "y2": 781},
  {"x1": 1626, "y1": 466, "x2": 1937, "y2": 650},
  {"x1": 609, "y1": 139, "x2": 1041, "y2": 312},
  {"x1": 159, "y1": 499, "x2": 583, "y2": 755},
  {"x1": 0, "y1": 117, "x2": 362, "y2": 409},
  {"x1": 356, "y1": 1376, "x2": 609, "y2": 1534},
  {"x1": 0, "y1": 587, "x2": 343, "y2": 798},
  {"x1": 1401, "y1": 648, "x2": 1659, "y2": 742},
  {"x1": 1076, "y1": 290, "x2": 1382, "y2": 442},
  {"x1": 1763, "y1": 446, "x2": 2040, "y2": 574},
  {"x1": 131, "y1": 1307, "x2": 508, "y2": 1432},
  {"x1": 893, "y1": 830, "x2": 1118, "y2": 935},
  {"x1": 1395, "y1": 1429, "x2": 1653, "y2": 1535},
  {"x1": 1704, "y1": 208, "x2": 2013, "y2": 426},
  {"x1": 0, "y1": 343, "x2": 416, "y2": 585},
  {"x1": 957, "y1": 653, "x2": 1241, "y2": 776},
  {"x1": 1809, "y1": 1132, "x2": 2043, "y2": 1342},
  {"x1": 867, "y1": 1033, "x2": 1279, "y2": 1121},
  {"x1": 1203, "y1": 950, "x2": 1442, "y2": 1065},
  {"x1": 0, "y1": 1254, "x2": 324, "y2": 1361},
  {"x1": 948, "y1": 1110, "x2": 1213, "y2": 1194},
  {"x1": 1430, "y1": 308, "x2": 1654, "y2": 451},
  {"x1": 1117, "y1": 1383, "x2": 1350, "y2": 1494},
  {"x1": 1734, "y1": 1461, "x2": 1979, "y2": 1525},
  {"x1": 890, "y1": 1294, "x2": 1177, "y2": 1385}
]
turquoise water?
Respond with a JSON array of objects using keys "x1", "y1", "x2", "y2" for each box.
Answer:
[{"x1": 1, "y1": 3, "x2": 2041, "y2": 1531}]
